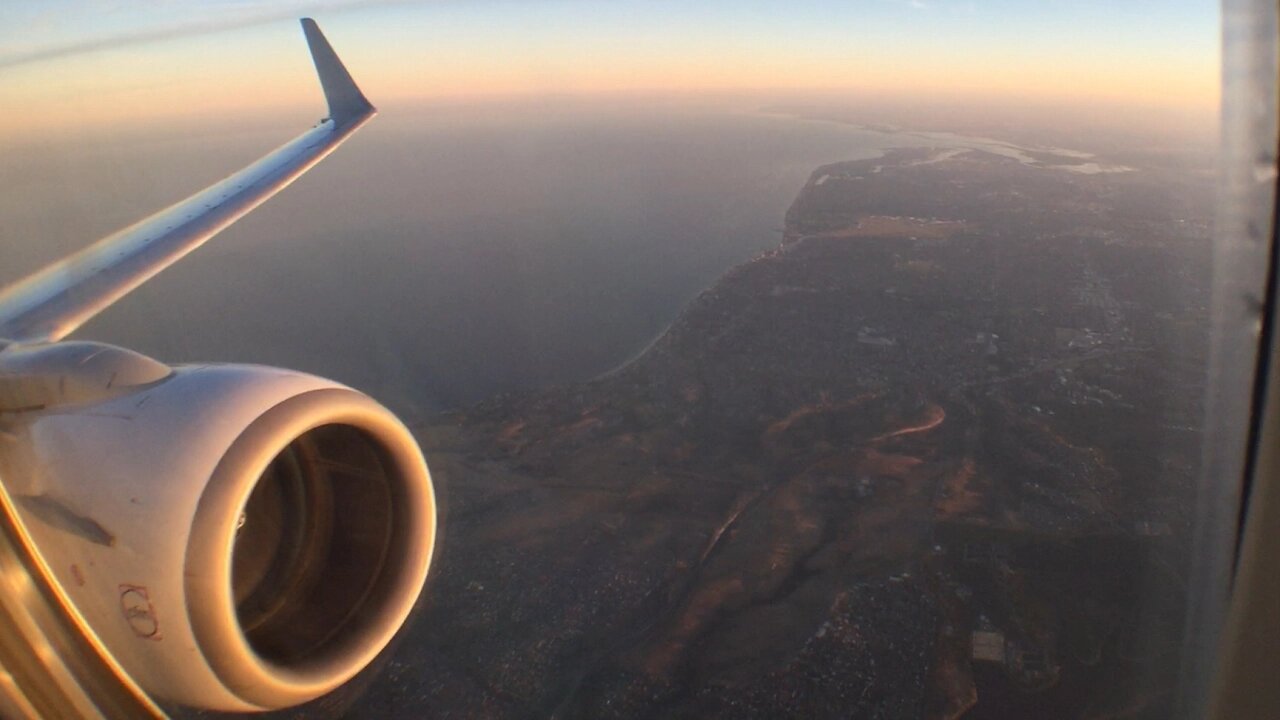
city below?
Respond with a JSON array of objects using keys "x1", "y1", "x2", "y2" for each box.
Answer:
[{"x1": 332, "y1": 139, "x2": 1212, "y2": 719}]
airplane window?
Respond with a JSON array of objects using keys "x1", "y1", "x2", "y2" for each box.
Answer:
[{"x1": 0, "y1": 0, "x2": 1250, "y2": 718}]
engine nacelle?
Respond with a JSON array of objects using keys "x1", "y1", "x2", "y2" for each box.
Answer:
[{"x1": 0, "y1": 344, "x2": 436, "y2": 711}]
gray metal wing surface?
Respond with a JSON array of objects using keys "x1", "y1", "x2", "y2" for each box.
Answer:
[{"x1": 0, "y1": 18, "x2": 375, "y2": 345}]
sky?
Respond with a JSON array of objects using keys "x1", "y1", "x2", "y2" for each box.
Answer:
[{"x1": 0, "y1": 0, "x2": 1220, "y2": 136}]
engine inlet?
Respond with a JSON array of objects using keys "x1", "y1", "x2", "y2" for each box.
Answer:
[{"x1": 185, "y1": 388, "x2": 435, "y2": 709}]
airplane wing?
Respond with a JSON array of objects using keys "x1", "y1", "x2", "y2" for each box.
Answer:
[
  {"x1": 0, "y1": 18, "x2": 375, "y2": 345},
  {"x1": 0, "y1": 20, "x2": 437, "y2": 715}
]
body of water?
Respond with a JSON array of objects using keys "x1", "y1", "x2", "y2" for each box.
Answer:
[{"x1": 0, "y1": 102, "x2": 924, "y2": 418}]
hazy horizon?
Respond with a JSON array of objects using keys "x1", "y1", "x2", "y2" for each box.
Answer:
[
  {"x1": 0, "y1": 1, "x2": 1218, "y2": 136},
  {"x1": 0, "y1": 101, "x2": 934, "y2": 417},
  {"x1": 0, "y1": 82, "x2": 1217, "y2": 421}
]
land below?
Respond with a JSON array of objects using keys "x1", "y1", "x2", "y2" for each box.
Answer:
[{"x1": 325, "y1": 142, "x2": 1211, "y2": 719}]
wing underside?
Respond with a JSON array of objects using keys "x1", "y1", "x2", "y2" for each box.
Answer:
[{"x1": 0, "y1": 18, "x2": 375, "y2": 345}]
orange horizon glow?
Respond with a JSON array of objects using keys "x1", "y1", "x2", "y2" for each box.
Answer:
[{"x1": 0, "y1": 10, "x2": 1219, "y2": 142}]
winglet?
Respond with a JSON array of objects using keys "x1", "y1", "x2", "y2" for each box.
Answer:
[
  {"x1": 0, "y1": 18, "x2": 379, "y2": 345},
  {"x1": 301, "y1": 18, "x2": 375, "y2": 125}
]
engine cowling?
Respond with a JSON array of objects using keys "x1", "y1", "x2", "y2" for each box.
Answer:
[{"x1": 0, "y1": 344, "x2": 437, "y2": 712}]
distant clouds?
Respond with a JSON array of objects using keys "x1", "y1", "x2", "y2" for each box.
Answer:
[
  {"x1": 0, "y1": 0, "x2": 1219, "y2": 136},
  {"x1": 882, "y1": 0, "x2": 980, "y2": 13},
  {"x1": 880, "y1": 0, "x2": 930, "y2": 10},
  {"x1": 0, "y1": 0, "x2": 412, "y2": 69}
]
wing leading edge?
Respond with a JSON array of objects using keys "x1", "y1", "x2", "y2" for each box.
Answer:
[{"x1": 0, "y1": 19, "x2": 375, "y2": 345}]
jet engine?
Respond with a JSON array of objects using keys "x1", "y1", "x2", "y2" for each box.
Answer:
[{"x1": 0, "y1": 342, "x2": 437, "y2": 712}]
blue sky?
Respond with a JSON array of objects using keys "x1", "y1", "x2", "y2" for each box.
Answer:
[
  {"x1": 0, "y1": 0, "x2": 1220, "y2": 133},
  {"x1": 0, "y1": 0, "x2": 1217, "y2": 66},
  {"x1": 0, "y1": 0, "x2": 1218, "y2": 53}
]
